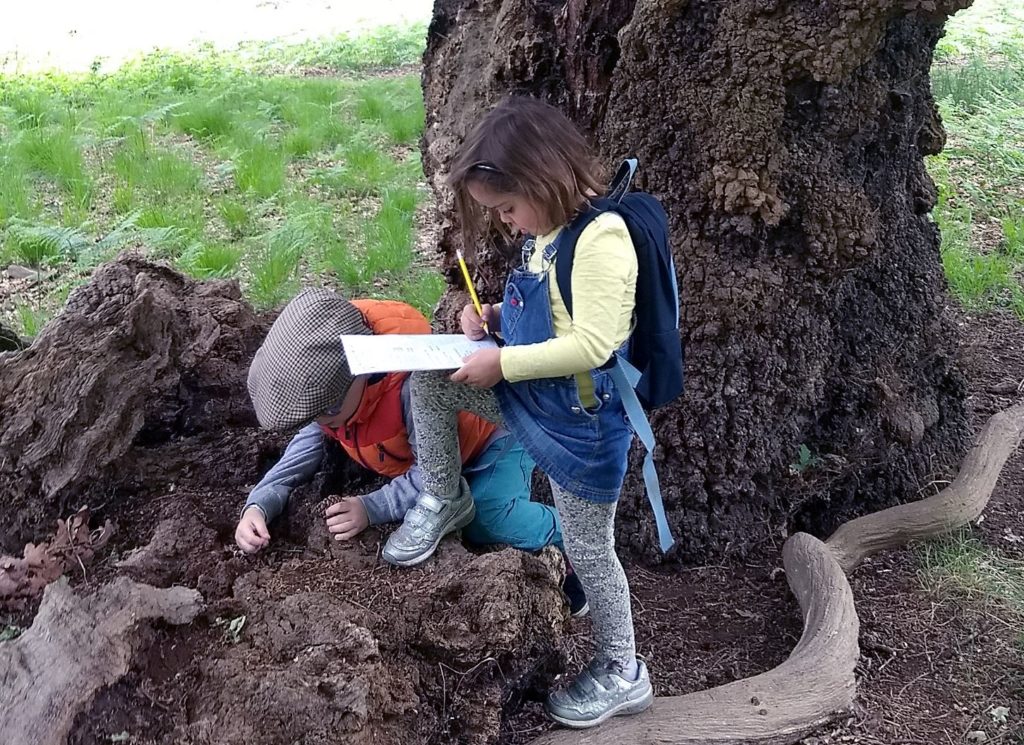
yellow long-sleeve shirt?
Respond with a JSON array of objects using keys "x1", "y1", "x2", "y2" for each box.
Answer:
[{"x1": 499, "y1": 211, "x2": 638, "y2": 405}]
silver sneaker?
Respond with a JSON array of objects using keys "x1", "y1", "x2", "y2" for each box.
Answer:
[
  {"x1": 382, "y1": 479, "x2": 475, "y2": 567},
  {"x1": 545, "y1": 659, "x2": 653, "y2": 728}
]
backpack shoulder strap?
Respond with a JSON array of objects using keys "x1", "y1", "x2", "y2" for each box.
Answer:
[
  {"x1": 606, "y1": 158, "x2": 638, "y2": 203},
  {"x1": 608, "y1": 356, "x2": 676, "y2": 552},
  {"x1": 553, "y1": 198, "x2": 617, "y2": 318},
  {"x1": 554, "y1": 158, "x2": 638, "y2": 315}
]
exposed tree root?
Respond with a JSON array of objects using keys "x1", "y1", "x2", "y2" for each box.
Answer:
[
  {"x1": 534, "y1": 533, "x2": 858, "y2": 745},
  {"x1": 827, "y1": 401, "x2": 1024, "y2": 573},
  {"x1": 533, "y1": 402, "x2": 1024, "y2": 744},
  {"x1": 0, "y1": 577, "x2": 202, "y2": 745}
]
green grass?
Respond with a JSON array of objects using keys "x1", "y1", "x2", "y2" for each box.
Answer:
[
  {"x1": 132, "y1": 203, "x2": 205, "y2": 253},
  {"x1": 931, "y1": 56, "x2": 1023, "y2": 111},
  {"x1": 935, "y1": 0, "x2": 1024, "y2": 62},
  {"x1": 178, "y1": 240, "x2": 244, "y2": 278},
  {"x1": 0, "y1": 150, "x2": 35, "y2": 222},
  {"x1": 111, "y1": 131, "x2": 203, "y2": 203},
  {"x1": 233, "y1": 140, "x2": 286, "y2": 198},
  {"x1": 1004, "y1": 216, "x2": 1024, "y2": 259},
  {"x1": 364, "y1": 187, "x2": 417, "y2": 276},
  {"x1": 354, "y1": 77, "x2": 425, "y2": 145},
  {"x1": 13, "y1": 301, "x2": 53, "y2": 337},
  {"x1": 0, "y1": 22, "x2": 433, "y2": 331},
  {"x1": 919, "y1": 529, "x2": 1024, "y2": 616},
  {"x1": 13, "y1": 126, "x2": 94, "y2": 210},
  {"x1": 315, "y1": 134, "x2": 420, "y2": 198},
  {"x1": 394, "y1": 270, "x2": 446, "y2": 316},
  {"x1": 172, "y1": 96, "x2": 237, "y2": 141},
  {"x1": 270, "y1": 23, "x2": 427, "y2": 71},
  {"x1": 929, "y1": 0, "x2": 1024, "y2": 319},
  {"x1": 248, "y1": 225, "x2": 304, "y2": 308},
  {"x1": 216, "y1": 198, "x2": 255, "y2": 238}
]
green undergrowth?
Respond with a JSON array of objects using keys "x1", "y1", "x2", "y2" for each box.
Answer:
[{"x1": 0, "y1": 22, "x2": 439, "y2": 336}]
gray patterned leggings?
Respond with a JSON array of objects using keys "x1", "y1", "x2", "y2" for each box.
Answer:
[{"x1": 409, "y1": 370, "x2": 637, "y2": 668}]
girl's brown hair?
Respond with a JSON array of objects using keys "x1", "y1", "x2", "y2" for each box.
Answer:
[{"x1": 447, "y1": 96, "x2": 605, "y2": 252}]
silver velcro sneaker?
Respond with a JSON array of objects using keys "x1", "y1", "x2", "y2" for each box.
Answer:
[
  {"x1": 545, "y1": 658, "x2": 653, "y2": 728},
  {"x1": 382, "y1": 479, "x2": 475, "y2": 567}
]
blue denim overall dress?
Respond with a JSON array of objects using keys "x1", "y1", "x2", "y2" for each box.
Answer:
[{"x1": 493, "y1": 239, "x2": 633, "y2": 503}]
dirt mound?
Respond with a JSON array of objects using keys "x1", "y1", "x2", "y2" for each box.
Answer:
[
  {"x1": 0, "y1": 258, "x2": 569, "y2": 745},
  {"x1": 0, "y1": 258, "x2": 266, "y2": 553}
]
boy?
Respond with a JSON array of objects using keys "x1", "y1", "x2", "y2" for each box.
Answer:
[{"x1": 236, "y1": 288, "x2": 587, "y2": 614}]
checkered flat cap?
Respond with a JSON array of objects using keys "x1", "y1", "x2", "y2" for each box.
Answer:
[{"x1": 248, "y1": 288, "x2": 370, "y2": 430}]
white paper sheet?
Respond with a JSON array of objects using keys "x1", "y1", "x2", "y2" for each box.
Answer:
[{"x1": 341, "y1": 334, "x2": 498, "y2": 375}]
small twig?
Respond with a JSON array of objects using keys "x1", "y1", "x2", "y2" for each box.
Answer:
[
  {"x1": 895, "y1": 670, "x2": 931, "y2": 699},
  {"x1": 64, "y1": 518, "x2": 89, "y2": 586}
]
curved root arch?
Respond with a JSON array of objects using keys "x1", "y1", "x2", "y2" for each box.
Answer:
[{"x1": 533, "y1": 401, "x2": 1024, "y2": 745}]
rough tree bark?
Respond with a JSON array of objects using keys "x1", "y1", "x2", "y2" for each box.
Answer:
[{"x1": 421, "y1": 0, "x2": 974, "y2": 562}]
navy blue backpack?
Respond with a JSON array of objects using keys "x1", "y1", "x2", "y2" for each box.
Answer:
[
  {"x1": 551, "y1": 159, "x2": 684, "y2": 552},
  {"x1": 553, "y1": 159, "x2": 684, "y2": 409}
]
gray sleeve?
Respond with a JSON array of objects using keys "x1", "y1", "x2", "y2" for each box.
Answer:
[
  {"x1": 243, "y1": 422, "x2": 325, "y2": 523},
  {"x1": 358, "y1": 378, "x2": 423, "y2": 525},
  {"x1": 358, "y1": 378, "x2": 504, "y2": 524},
  {"x1": 359, "y1": 466, "x2": 424, "y2": 525}
]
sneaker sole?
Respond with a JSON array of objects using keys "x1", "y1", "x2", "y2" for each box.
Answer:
[
  {"x1": 382, "y1": 501, "x2": 476, "y2": 568},
  {"x1": 570, "y1": 601, "x2": 590, "y2": 618},
  {"x1": 546, "y1": 686, "x2": 653, "y2": 729}
]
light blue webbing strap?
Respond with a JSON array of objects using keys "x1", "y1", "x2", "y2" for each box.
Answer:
[{"x1": 608, "y1": 356, "x2": 676, "y2": 552}]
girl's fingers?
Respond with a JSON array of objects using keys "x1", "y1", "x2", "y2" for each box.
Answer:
[{"x1": 327, "y1": 518, "x2": 354, "y2": 533}]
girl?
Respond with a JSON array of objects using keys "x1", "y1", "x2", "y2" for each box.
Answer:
[{"x1": 390, "y1": 96, "x2": 651, "y2": 728}]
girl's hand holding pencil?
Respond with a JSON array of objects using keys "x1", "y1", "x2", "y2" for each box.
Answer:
[
  {"x1": 456, "y1": 248, "x2": 501, "y2": 340},
  {"x1": 461, "y1": 302, "x2": 499, "y2": 340},
  {"x1": 454, "y1": 248, "x2": 503, "y2": 386}
]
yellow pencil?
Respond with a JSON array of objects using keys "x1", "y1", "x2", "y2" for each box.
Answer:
[{"x1": 456, "y1": 248, "x2": 489, "y2": 334}]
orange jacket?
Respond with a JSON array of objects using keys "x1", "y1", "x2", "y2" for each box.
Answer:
[{"x1": 320, "y1": 299, "x2": 498, "y2": 477}]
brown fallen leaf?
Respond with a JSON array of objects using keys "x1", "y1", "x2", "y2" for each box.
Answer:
[{"x1": 0, "y1": 508, "x2": 116, "y2": 610}]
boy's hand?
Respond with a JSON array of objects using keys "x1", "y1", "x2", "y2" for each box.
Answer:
[
  {"x1": 451, "y1": 347, "x2": 504, "y2": 388},
  {"x1": 325, "y1": 497, "x2": 369, "y2": 541},
  {"x1": 461, "y1": 302, "x2": 498, "y2": 340},
  {"x1": 235, "y1": 506, "x2": 271, "y2": 553}
]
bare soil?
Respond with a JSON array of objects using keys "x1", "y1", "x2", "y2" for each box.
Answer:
[{"x1": 1, "y1": 263, "x2": 1020, "y2": 744}]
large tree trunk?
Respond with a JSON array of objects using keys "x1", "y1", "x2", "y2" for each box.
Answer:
[{"x1": 421, "y1": 0, "x2": 973, "y2": 562}]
